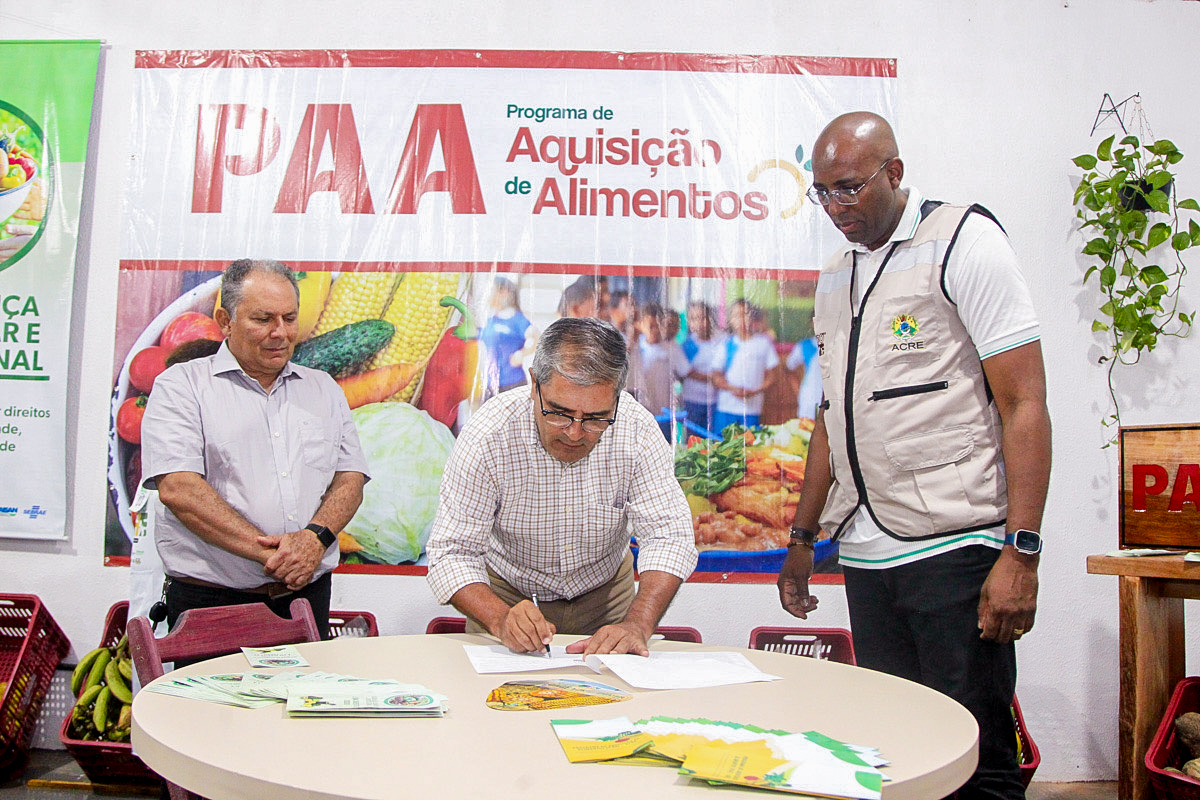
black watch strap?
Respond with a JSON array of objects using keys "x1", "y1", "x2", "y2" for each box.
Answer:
[
  {"x1": 788, "y1": 526, "x2": 817, "y2": 548},
  {"x1": 305, "y1": 523, "x2": 337, "y2": 549}
]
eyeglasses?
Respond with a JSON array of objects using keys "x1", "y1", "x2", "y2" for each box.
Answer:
[
  {"x1": 806, "y1": 159, "x2": 893, "y2": 207},
  {"x1": 535, "y1": 383, "x2": 618, "y2": 434}
]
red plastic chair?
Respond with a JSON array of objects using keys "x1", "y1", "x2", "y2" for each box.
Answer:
[
  {"x1": 425, "y1": 616, "x2": 467, "y2": 634},
  {"x1": 128, "y1": 598, "x2": 321, "y2": 800},
  {"x1": 748, "y1": 626, "x2": 856, "y2": 665},
  {"x1": 653, "y1": 626, "x2": 702, "y2": 643}
]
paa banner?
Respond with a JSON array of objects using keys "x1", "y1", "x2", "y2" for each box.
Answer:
[
  {"x1": 108, "y1": 49, "x2": 896, "y2": 582},
  {"x1": 0, "y1": 41, "x2": 100, "y2": 540}
]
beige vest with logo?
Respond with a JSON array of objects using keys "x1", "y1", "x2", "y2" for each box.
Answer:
[{"x1": 813, "y1": 202, "x2": 1007, "y2": 540}]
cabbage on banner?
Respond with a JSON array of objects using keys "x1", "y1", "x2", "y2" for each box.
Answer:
[{"x1": 344, "y1": 402, "x2": 456, "y2": 565}]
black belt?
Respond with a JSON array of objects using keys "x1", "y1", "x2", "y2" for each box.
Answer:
[{"x1": 172, "y1": 575, "x2": 294, "y2": 599}]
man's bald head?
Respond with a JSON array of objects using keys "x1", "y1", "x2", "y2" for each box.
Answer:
[
  {"x1": 810, "y1": 112, "x2": 906, "y2": 251},
  {"x1": 814, "y1": 112, "x2": 899, "y2": 168}
]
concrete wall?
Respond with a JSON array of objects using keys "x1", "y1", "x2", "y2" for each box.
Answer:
[{"x1": 6, "y1": 0, "x2": 1200, "y2": 780}]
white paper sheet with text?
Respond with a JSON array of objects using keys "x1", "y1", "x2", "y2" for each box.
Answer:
[
  {"x1": 463, "y1": 645, "x2": 780, "y2": 689},
  {"x1": 587, "y1": 652, "x2": 781, "y2": 690}
]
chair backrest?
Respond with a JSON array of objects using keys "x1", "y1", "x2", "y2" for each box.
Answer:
[
  {"x1": 748, "y1": 626, "x2": 856, "y2": 665},
  {"x1": 425, "y1": 616, "x2": 467, "y2": 635},
  {"x1": 654, "y1": 625, "x2": 702, "y2": 643},
  {"x1": 327, "y1": 610, "x2": 379, "y2": 638},
  {"x1": 129, "y1": 598, "x2": 321, "y2": 685}
]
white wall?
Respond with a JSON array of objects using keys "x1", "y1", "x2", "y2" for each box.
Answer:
[{"x1": 6, "y1": 0, "x2": 1200, "y2": 781}]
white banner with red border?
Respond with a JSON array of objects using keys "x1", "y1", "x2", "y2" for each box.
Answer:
[{"x1": 110, "y1": 50, "x2": 896, "y2": 582}]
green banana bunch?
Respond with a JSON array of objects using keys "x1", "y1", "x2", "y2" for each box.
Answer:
[{"x1": 68, "y1": 638, "x2": 137, "y2": 743}]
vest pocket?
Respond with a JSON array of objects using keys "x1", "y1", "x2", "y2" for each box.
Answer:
[
  {"x1": 882, "y1": 426, "x2": 975, "y2": 531},
  {"x1": 869, "y1": 381, "x2": 948, "y2": 401}
]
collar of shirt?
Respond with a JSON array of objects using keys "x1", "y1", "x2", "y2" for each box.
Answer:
[
  {"x1": 210, "y1": 340, "x2": 301, "y2": 390},
  {"x1": 850, "y1": 185, "x2": 925, "y2": 255}
]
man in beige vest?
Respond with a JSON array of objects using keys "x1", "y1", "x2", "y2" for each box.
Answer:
[{"x1": 777, "y1": 112, "x2": 1051, "y2": 800}]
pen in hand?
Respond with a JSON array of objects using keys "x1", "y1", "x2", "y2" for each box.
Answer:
[{"x1": 530, "y1": 591, "x2": 552, "y2": 658}]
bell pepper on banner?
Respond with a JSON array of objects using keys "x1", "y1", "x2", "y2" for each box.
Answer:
[{"x1": 417, "y1": 296, "x2": 479, "y2": 428}]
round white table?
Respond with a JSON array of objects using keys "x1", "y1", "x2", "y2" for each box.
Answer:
[{"x1": 132, "y1": 633, "x2": 977, "y2": 799}]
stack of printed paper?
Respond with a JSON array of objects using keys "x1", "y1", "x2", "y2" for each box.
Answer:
[
  {"x1": 280, "y1": 673, "x2": 448, "y2": 717},
  {"x1": 142, "y1": 670, "x2": 448, "y2": 718},
  {"x1": 140, "y1": 673, "x2": 280, "y2": 708},
  {"x1": 550, "y1": 716, "x2": 889, "y2": 800}
]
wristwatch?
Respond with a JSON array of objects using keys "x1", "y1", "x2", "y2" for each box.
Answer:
[
  {"x1": 1004, "y1": 529, "x2": 1043, "y2": 556},
  {"x1": 305, "y1": 523, "x2": 337, "y2": 549},
  {"x1": 787, "y1": 526, "x2": 818, "y2": 549}
]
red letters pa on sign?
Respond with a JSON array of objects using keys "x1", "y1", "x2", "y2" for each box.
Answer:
[
  {"x1": 191, "y1": 103, "x2": 485, "y2": 216},
  {"x1": 1120, "y1": 424, "x2": 1200, "y2": 549}
]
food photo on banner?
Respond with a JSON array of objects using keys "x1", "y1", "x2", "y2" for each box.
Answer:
[
  {"x1": 0, "y1": 40, "x2": 100, "y2": 541},
  {"x1": 105, "y1": 49, "x2": 897, "y2": 585}
]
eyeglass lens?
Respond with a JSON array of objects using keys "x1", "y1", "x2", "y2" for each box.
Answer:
[{"x1": 808, "y1": 160, "x2": 891, "y2": 206}]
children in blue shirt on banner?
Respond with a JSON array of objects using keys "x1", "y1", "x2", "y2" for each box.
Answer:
[
  {"x1": 679, "y1": 301, "x2": 726, "y2": 436},
  {"x1": 712, "y1": 299, "x2": 778, "y2": 433}
]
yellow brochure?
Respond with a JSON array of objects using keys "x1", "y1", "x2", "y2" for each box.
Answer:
[{"x1": 550, "y1": 718, "x2": 654, "y2": 763}]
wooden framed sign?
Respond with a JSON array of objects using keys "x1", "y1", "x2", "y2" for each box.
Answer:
[{"x1": 1120, "y1": 423, "x2": 1200, "y2": 548}]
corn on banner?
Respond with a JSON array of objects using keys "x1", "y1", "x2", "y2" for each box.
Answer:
[
  {"x1": 0, "y1": 41, "x2": 100, "y2": 541},
  {"x1": 108, "y1": 49, "x2": 896, "y2": 581}
]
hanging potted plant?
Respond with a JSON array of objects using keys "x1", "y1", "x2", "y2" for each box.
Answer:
[{"x1": 1072, "y1": 133, "x2": 1200, "y2": 443}]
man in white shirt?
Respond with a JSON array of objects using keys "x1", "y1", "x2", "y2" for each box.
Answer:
[
  {"x1": 142, "y1": 260, "x2": 369, "y2": 639},
  {"x1": 776, "y1": 113, "x2": 1050, "y2": 800},
  {"x1": 426, "y1": 317, "x2": 697, "y2": 657}
]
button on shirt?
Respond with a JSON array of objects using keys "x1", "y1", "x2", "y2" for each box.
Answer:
[
  {"x1": 141, "y1": 343, "x2": 370, "y2": 590},
  {"x1": 426, "y1": 388, "x2": 697, "y2": 604}
]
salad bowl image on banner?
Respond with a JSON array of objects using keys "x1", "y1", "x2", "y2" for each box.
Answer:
[{"x1": 0, "y1": 101, "x2": 46, "y2": 271}]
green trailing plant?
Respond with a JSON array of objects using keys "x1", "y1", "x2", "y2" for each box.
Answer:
[{"x1": 1072, "y1": 134, "x2": 1200, "y2": 440}]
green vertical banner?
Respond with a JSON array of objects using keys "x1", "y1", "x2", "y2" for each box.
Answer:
[{"x1": 0, "y1": 41, "x2": 100, "y2": 539}]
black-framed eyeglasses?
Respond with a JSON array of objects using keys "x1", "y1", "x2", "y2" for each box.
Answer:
[
  {"x1": 806, "y1": 159, "x2": 893, "y2": 207},
  {"x1": 535, "y1": 382, "x2": 618, "y2": 434}
]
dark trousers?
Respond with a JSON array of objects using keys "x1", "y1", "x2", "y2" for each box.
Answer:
[
  {"x1": 843, "y1": 546, "x2": 1023, "y2": 800},
  {"x1": 165, "y1": 570, "x2": 333, "y2": 657}
]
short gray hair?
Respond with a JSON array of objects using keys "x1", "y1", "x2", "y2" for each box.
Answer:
[
  {"x1": 530, "y1": 317, "x2": 628, "y2": 391},
  {"x1": 220, "y1": 259, "x2": 299, "y2": 318}
]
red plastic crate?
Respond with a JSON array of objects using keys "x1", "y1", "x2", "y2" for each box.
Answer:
[
  {"x1": 1013, "y1": 695, "x2": 1040, "y2": 787},
  {"x1": 748, "y1": 626, "x2": 857, "y2": 665},
  {"x1": 0, "y1": 594, "x2": 70, "y2": 781},
  {"x1": 328, "y1": 610, "x2": 378, "y2": 637},
  {"x1": 59, "y1": 601, "x2": 161, "y2": 787},
  {"x1": 1147, "y1": 677, "x2": 1200, "y2": 800}
]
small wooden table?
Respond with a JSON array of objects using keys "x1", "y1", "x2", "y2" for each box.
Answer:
[{"x1": 1087, "y1": 554, "x2": 1200, "y2": 800}]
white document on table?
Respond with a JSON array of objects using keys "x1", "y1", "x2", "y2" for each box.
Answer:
[
  {"x1": 464, "y1": 644, "x2": 586, "y2": 673},
  {"x1": 587, "y1": 651, "x2": 781, "y2": 690},
  {"x1": 463, "y1": 645, "x2": 780, "y2": 689}
]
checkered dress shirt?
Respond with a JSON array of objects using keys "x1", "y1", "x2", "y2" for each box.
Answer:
[{"x1": 426, "y1": 388, "x2": 697, "y2": 604}]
